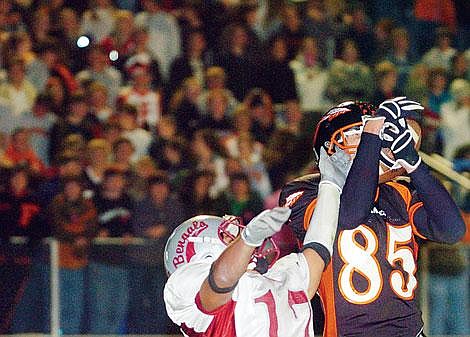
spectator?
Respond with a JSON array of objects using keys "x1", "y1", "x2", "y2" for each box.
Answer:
[
  {"x1": 29, "y1": 7, "x2": 56, "y2": 48},
  {"x1": 0, "y1": 166, "x2": 44, "y2": 334},
  {"x1": 422, "y1": 27, "x2": 457, "y2": 71},
  {"x1": 76, "y1": 46, "x2": 122, "y2": 106},
  {"x1": 48, "y1": 175, "x2": 97, "y2": 335},
  {"x1": 222, "y1": 105, "x2": 255, "y2": 158},
  {"x1": 54, "y1": 7, "x2": 87, "y2": 73},
  {"x1": 372, "y1": 61, "x2": 402, "y2": 105},
  {"x1": 289, "y1": 36, "x2": 329, "y2": 113},
  {"x1": 4, "y1": 31, "x2": 36, "y2": 67},
  {"x1": 48, "y1": 93, "x2": 100, "y2": 165},
  {"x1": 372, "y1": 18, "x2": 395, "y2": 64},
  {"x1": 0, "y1": 57, "x2": 37, "y2": 117},
  {"x1": 440, "y1": 79, "x2": 470, "y2": 159},
  {"x1": 260, "y1": 35, "x2": 297, "y2": 105},
  {"x1": 404, "y1": 63, "x2": 430, "y2": 104},
  {"x1": 386, "y1": 27, "x2": 416, "y2": 92},
  {"x1": 275, "y1": 3, "x2": 305, "y2": 61},
  {"x1": 119, "y1": 61, "x2": 162, "y2": 131},
  {"x1": 35, "y1": 152, "x2": 84, "y2": 208},
  {"x1": 190, "y1": 129, "x2": 229, "y2": 198},
  {"x1": 100, "y1": 9, "x2": 136, "y2": 72},
  {"x1": 127, "y1": 155, "x2": 158, "y2": 202},
  {"x1": 244, "y1": 88, "x2": 276, "y2": 145},
  {"x1": 135, "y1": 0, "x2": 181, "y2": 80},
  {"x1": 87, "y1": 81, "x2": 113, "y2": 123},
  {"x1": 199, "y1": 88, "x2": 233, "y2": 135},
  {"x1": 450, "y1": 51, "x2": 470, "y2": 82},
  {"x1": 3, "y1": 128, "x2": 46, "y2": 175},
  {"x1": 127, "y1": 174, "x2": 186, "y2": 333},
  {"x1": 236, "y1": 132, "x2": 272, "y2": 200},
  {"x1": 111, "y1": 137, "x2": 135, "y2": 172},
  {"x1": 80, "y1": 0, "x2": 116, "y2": 44},
  {"x1": 88, "y1": 168, "x2": 133, "y2": 334},
  {"x1": 168, "y1": 29, "x2": 210, "y2": 99},
  {"x1": 179, "y1": 169, "x2": 229, "y2": 218},
  {"x1": 304, "y1": 0, "x2": 335, "y2": 65},
  {"x1": 327, "y1": 39, "x2": 374, "y2": 102},
  {"x1": 215, "y1": 23, "x2": 258, "y2": 101},
  {"x1": 115, "y1": 104, "x2": 152, "y2": 162},
  {"x1": 148, "y1": 115, "x2": 182, "y2": 165},
  {"x1": 198, "y1": 66, "x2": 238, "y2": 116},
  {"x1": 84, "y1": 138, "x2": 112, "y2": 193},
  {"x1": 44, "y1": 76, "x2": 69, "y2": 118},
  {"x1": 168, "y1": 76, "x2": 203, "y2": 140},
  {"x1": 427, "y1": 67, "x2": 451, "y2": 115},
  {"x1": 224, "y1": 172, "x2": 264, "y2": 224}
]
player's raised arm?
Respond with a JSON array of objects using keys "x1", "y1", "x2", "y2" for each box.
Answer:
[
  {"x1": 302, "y1": 148, "x2": 352, "y2": 299},
  {"x1": 199, "y1": 207, "x2": 291, "y2": 312}
]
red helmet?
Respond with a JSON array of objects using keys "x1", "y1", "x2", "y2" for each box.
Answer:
[{"x1": 313, "y1": 101, "x2": 377, "y2": 160}]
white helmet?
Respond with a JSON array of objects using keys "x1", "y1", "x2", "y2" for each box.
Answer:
[
  {"x1": 164, "y1": 215, "x2": 243, "y2": 276},
  {"x1": 164, "y1": 214, "x2": 287, "y2": 276}
]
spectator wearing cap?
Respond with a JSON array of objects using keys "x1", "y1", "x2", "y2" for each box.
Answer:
[
  {"x1": 128, "y1": 173, "x2": 186, "y2": 333},
  {"x1": 118, "y1": 60, "x2": 162, "y2": 131},
  {"x1": 0, "y1": 58, "x2": 37, "y2": 117},
  {"x1": 48, "y1": 93, "x2": 100, "y2": 165},
  {"x1": 76, "y1": 46, "x2": 122, "y2": 106},
  {"x1": 48, "y1": 175, "x2": 97, "y2": 335},
  {"x1": 88, "y1": 167, "x2": 133, "y2": 334},
  {"x1": 135, "y1": 0, "x2": 181, "y2": 80}
]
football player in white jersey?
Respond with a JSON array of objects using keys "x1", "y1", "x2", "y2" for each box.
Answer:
[{"x1": 163, "y1": 148, "x2": 352, "y2": 337}]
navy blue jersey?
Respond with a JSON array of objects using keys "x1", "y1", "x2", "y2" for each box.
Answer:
[{"x1": 280, "y1": 175, "x2": 430, "y2": 337}]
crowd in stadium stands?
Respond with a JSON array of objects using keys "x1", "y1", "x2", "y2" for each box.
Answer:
[{"x1": 0, "y1": 0, "x2": 469, "y2": 335}]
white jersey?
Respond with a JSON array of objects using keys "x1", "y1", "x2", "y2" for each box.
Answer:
[
  {"x1": 119, "y1": 87, "x2": 162, "y2": 129},
  {"x1": 164, "y1": 253, "x2": 315, "y2": 337}
]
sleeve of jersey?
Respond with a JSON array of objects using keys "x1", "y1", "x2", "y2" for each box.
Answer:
[
  {"x1": 339, "y1": 132, "x2": 381, "y2": 229},
  {"x1": 409, "y1": 164, "x2": 466, "y2": 243},
  {"x1": 164, "y1": 262, "x2": 236, "y2": 336}
]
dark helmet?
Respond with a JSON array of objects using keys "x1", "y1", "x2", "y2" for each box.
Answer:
[{"x1": 312, "y1": 101, "x2": 376, "y2": 161}]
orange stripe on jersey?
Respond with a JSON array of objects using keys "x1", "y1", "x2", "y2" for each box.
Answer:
[
  {"x1": 386, "y1": 182, "x2": 412, "y2": 209},
  {"x1": 303, "y1": 198, "x2": 318, "y2": 231},
  {"x1": 409, "y1": 202, "x2": 428, "y2": 240},
  {"x1": 318, "y1": 262, "x2": 338, "y2": 337}
]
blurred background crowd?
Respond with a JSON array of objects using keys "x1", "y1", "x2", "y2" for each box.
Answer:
[{"x1": 0, "y1": 0, "x2": 469, "y2": 335}]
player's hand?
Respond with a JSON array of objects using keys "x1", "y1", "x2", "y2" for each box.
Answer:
[
  {"x1": 318, "y1": 147, "x2": 352, "y2": 192},
  {"x1": 381, "y1": 118, "x2": 421, "y2": 172},
  {"x1": 376, "y1": 97, "x2": 424, "y2": 123},
  {"x1": 241, "y1": 207, "x2": 291, "y2": 247}
]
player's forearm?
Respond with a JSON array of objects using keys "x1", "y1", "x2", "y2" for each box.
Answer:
[
  {"x1": 410, "y1": 164, "x2": 466, "y2": 243},
  {"x1": 199, "y1": 237, "x2": 254, "y2": 311},
  {"x1": 339, "y1": 132, "x2": 381, "y2": 229}
]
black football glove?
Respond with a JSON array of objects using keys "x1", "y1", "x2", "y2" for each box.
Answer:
[
  {"x1": 381, "y1": 117, "x2": 421, "y2": 172},
  {"x1": 376, "y1": 96, "x2": 424, "y2": 123}
]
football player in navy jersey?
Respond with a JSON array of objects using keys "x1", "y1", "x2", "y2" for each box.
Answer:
[{"x1": 280, "y1": 98, "x2": 466, "y2": 337}]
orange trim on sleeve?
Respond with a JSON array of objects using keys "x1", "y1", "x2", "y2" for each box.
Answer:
[
  {"x1": 303, "y1": 198, "x2": 318, "y2": 231},
  {"x1": 318, "y1": 262, "x2": 338, "y2": 337},
  {"x1": 386, "y1": 182, "x2": 412, "y2": 209},
  {"x1": 409, "y1": 202, "x2": 428, "y2": 240}
]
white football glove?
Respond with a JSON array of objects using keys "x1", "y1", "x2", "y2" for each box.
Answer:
[
  {"x1": 241, "y1": 207, "x2": 291, "y2": 247},
  {"x1": 318, "y1": 147, "x2": 352, "y2": 192}
]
